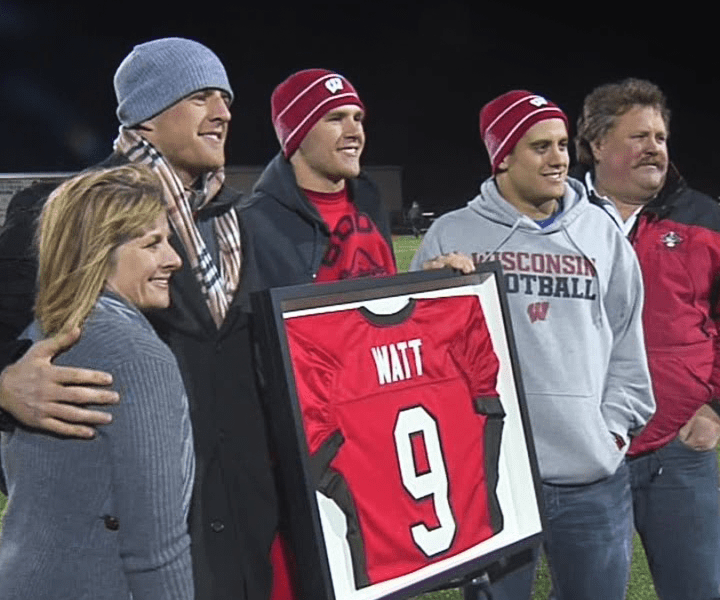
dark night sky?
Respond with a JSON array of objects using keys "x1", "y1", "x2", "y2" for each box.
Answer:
[{"x1": 2, "y1": 1, "x2": 718, "y2": 212}]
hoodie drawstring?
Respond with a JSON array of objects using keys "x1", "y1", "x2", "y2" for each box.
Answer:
[
  {"x1": 559, "y1": 225, "x2": 603, "y2": 329},
  {"x1": 484, "y1": 219, "x2": 524, "y2": 257},
  {"x1": 309, "y1": 217, "x2": 324, "y2": 279}
]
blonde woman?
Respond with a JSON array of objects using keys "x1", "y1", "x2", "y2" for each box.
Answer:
[{"x1": 0, "y1": 165, "x2": 194, "y2": 599}]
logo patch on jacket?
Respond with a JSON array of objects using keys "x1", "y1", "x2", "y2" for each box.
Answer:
[{"x1": 661, "y1": 231, "x2": 683, "y2": 248}]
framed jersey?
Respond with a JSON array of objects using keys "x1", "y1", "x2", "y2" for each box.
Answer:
[{"x1": 252, "y1": 263, "x2": 544, "y2": 600}]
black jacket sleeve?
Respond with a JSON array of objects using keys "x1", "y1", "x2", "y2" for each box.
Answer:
[
  {"x1": 0, "y1": 182, "x2": 55, "y2": 435},
  {"x1": 0, "y1": 182, "x2": 54, "y2": 344}
]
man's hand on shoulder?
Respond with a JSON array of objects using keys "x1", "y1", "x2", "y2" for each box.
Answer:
[
  {"x1": 0, "y1": 328, "x2": 119, "y2": 438},
  {"x1": 677, "y1": 403, "x2": 720, "y2": 451},
  {"x1": 422, "y1": 252, "x2": 475, "y2": 274}
]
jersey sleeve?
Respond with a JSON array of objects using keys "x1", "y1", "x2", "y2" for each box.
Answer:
[
  {"x1": 447, "y1": 296, "x2": 505, "y2": 536},
  {"x1": 449, "y1": 296, "x2": 502, "y2": 413},
  {"x1": 285, "y1": 317, "x2": 340, "y2": 455}
]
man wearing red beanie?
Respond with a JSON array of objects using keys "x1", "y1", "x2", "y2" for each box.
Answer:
[
  {"x1": 238, "y1": 68, "x2": 396, "y2": 600},
  {"x1": 239, "y1": 68, "x2": 395, "y2": 289},
  {"x1": 410, "y1": 90, "x2": 654, "y2": 600}
]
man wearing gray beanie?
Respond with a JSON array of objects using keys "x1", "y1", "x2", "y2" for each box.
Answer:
[
  {"x1": 0, "y1": 37, "x2": 277, "y2": 600},
  {"x1": 113, "y1": 36, "x2": 234, "y2": 185}
]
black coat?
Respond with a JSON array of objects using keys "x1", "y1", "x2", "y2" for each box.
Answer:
[
  {"x1": 150, "y1": 186, "x2": 277, "y2": 600},
  {"x1": 238, "y1": 152, "x2": 393, "y2": 293}
]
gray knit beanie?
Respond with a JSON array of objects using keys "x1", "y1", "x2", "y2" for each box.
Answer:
[{"x1": 114, "y1": 37, "x2": 234, "y2": 127}]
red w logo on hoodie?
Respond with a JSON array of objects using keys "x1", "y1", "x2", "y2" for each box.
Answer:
[{"x1": 527, "y1": 302, "x2": 549, "y2": 323}]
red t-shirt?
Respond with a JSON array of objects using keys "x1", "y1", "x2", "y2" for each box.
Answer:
[{"x1": 304, "y1": 187, "x2": 396, "y2": 282}]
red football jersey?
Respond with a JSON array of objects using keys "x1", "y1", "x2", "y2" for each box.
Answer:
[{"x1": 285, "y1": 295, "x2": 504, "y2": 587}]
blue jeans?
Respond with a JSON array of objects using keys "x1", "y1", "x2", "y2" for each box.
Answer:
[
  {"x1": 470, "y1": 463, "x2": 633, "y2": 600},
  {"x1": 630, "y1": 437, "x2": 720, "y2": 600}
]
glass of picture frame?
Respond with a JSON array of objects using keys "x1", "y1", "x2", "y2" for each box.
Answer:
[{"x1": 252, "y1": 263, "x2": 545, "y2": 600}]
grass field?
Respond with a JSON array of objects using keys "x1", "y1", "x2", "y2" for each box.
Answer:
[{"x1": 0, "y1": 235, "x2": 663, "y2": 598}]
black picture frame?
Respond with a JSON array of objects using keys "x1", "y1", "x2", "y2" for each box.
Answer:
[{"x1": 252, "y1": 263, "x2": 545, "y2": 600}]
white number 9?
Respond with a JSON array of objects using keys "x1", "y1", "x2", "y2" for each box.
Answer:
[{"x1": 394, "y1": 406, "x2": 456, "y2": 556}]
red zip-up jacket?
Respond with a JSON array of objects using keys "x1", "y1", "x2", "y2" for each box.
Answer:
[{"x1": 582, "y1": 166, "x2": 720, "y2": 456}]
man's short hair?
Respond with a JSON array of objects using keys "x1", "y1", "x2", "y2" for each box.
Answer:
[{"x1": 575, "y1": 78, "x2": 670, "y2": 166}]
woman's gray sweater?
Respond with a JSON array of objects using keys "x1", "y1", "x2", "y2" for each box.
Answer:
[{"x1": 0, "y1": 293, "x2": 195, "y2": 599}]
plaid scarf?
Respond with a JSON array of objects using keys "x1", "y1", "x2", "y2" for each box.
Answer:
[{"x1": 113, "y1": 127, "x2": 241, "y2": 328}]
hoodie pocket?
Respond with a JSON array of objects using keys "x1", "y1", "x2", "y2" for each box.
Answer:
[{"x1": 527, "y1": 392, "x2": 624, "y2": 485}]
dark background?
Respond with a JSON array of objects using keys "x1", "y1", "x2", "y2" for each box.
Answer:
[{"x1": 1, "y1": 1, "x2": 717, "y2": 213}]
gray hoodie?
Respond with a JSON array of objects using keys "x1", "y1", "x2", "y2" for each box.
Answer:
[{"x1": 411, "y1": 177, "x2": 654, "y2": 485}]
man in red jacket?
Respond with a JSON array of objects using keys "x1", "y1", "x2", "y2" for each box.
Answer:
[{"x1": 575, "y1": 78, "x2": 720, "y2": 600}]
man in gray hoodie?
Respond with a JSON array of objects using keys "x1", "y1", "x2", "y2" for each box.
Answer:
[{"x1": 411, "y1": 90, "x2": 655, "y2": 600}]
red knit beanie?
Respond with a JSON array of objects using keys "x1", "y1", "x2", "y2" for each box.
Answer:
[
  {"x1": 271, "y1": 69, "x2": 365, "y2": 158},
  {"x1": 479, "y1": 90, "x2": 568, "y2": 174}
]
